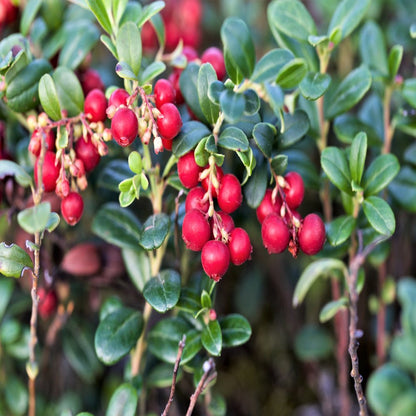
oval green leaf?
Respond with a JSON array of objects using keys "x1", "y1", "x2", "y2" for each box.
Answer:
[
  {"x1": 275, "y1": 58, "x2": 307, "y2": 89},
  {"x1": 172, "y1": 121, "x2": 211, "y2": 157},
  {"x1": 349, "y1": 132, "x2": 367, "y2": 185},
  {"x1": 0, "y1": 160, "x2": 32, "y2": 188},
  {"x1": 53, "y1": 66, "x2": 84, "y2": 117},
  {"x1": 280, "y1": 109, "x2": 310, "y2": 148},
  {"x1": 327, "y1": 215, "x2": 356, "y2": 246},
  {"x1": 321, "y1": 147, "x2": 352, "y2": 195},
  {"x1": 39, "y1": 74, "x2": 61, "y2": 121},
  {"x1": 319, "y1": 297, "x2": 348, "y2": 323},
  {"x1": 363, "y1": 196, "x2": 396, "y2": 236},
  {"x1": 0, "y1": 243, "x2": 33, "y2": 278},
  {"x1": 219, "y1": 89, "x2": 245, "y2": 123},
  {"x1": 105, "y1": 383, "x2": 138, "y2": 416},
  {"x1": 218, "y1": 126, "x2": 249, "y2": 152},
  {"x1": 251, "y1": 48, "x2": 294, "y2": 84},
  {"x1": 116, "y1": 21, "x2": 142, "y2": 76},
  {"x1": 139, "y1": 213, "x2": 170, "y2": 250},
  {"x1": 299, "y1": 72, "x2": 331, "y2": 100},
  {"x1": 201, "y1": 320, "x2": 222, "y2": 356},
  {"x1": 220, "y1": 314, "x2": 252, "y2": 348},
  {"x1": 17, "y1": 202, "x2": 51, "y2": 235},
  {"x1": 122, "y1": 248, "x2": 151, "y2": 293},
  {"x1": 198, "y1": 63, "x2": 220, "y2": 125}
]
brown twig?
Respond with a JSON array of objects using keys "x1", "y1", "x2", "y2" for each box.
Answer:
[{"x1": 161, "y1": 335, "x2": 186, "y2": 416}]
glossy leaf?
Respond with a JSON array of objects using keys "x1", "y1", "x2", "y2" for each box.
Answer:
[
  {"x1": 95, "y1": 307, "x2": 143, "y2": 365},
  {"x1": 138, "y1": 61, "x2": 166, "y2": 85},
  {"x1": 251, "y1": 48, "x2": 294, "y2": 83},
  {"x1": 327, "y1": 215, "x2": 355, "y2": 246},
  {"x1": 362, "y1": 154, "x2": 400, "y2": 197},
  {"x1": 388, "y1": 45, "x2": 403, "y2": 80},
  {"x1": 143, "y1": 269, "x2": 181, "y2": 313},
  {"x1": 299, "y1": 72, "x2": 331, "y2": 100},
  {"x1": 136, "y1": 1, "x2": 165, "y2": 27},
  {"x1": 319, "y1": 297, "x2": 348, "y2": 323},
  {"x1": 198, "y1": 63, "x2": 220, "y2": 125},
  {"x1": 0, "y1": 243, "x2": 33, "y2": 278},
  {"x1": 267, "y1": 0, "x2": 317, "y2": 41},
  {"x1": 218, "y1": 126, "x2": 249, "y2": 152},
  {"x1": 363, "y1": 196, "x2": 395, "y2": 236},
  {"x1": 86, "y1": 0, "x2": 112, "y2": 34},
  {"x1": 270, "y1": 155, "x2": 288, "y2": 176},
  {"x1": 0, "y1": 279, "x2": 14, "y2": 320},
  {"x1": 39, "y1": 74, "x2": 61, "y2": 120},
  {"x1": 220, "y1": 314, "x2": 252, "y2": 347},
  {"x1": 280, "y1": 109, "x2": 310, "y2": 148},
  {"x1": 139, "y1": 213, "x2": 170, "y2": 250},
  {"x1": 105, "y1": 383, "x2": 138, "y2": 416},
  {"x1": 293, "y1": 258, "x2": 347, "y2": 306},
  {"x1": 219, "y1": 89, "x2": 245, "y2": 123},
  {"x1": 349, "y1": 132, "x2": 367, "y2": 185},
  {"x1": 4, "y1": 376, "x2": 28, "y2": 415},
  {"x1": 17, "y1": 202, "x2": 51, "y2": 235},
  {"x1": 0, "y1": 160, "x2": 32, "y2": 187},
  {"x1": 324, "y1": 66, "x2": 372, "y2": 120},
  {"x1": 333, "y1": 114, "x2": 381, "y2": 145},
  {"x1": 201, "y1": 320, "x2": 222, "y2": 356},
  {"x1": 244, "y1": 89, "x2": 260, "y2": 115},
  {"x1": 244, "y1": 163, "x2": 268, "y2": 209},
  {"x1": 402, "y1": 79, "x2": 416, "y2": 108},
  {"x1": 321, "y1": 147, "x2": 352, "y2": 195},
  {"x1": 208, "y1": 80, "x2": 226, "y2": 105},
  {"x1": 116, "y1": 22, "x2": 142, "y2": 76},
  {"x1": 53, "y1": 67, "x2": 84, "y2": 117},
  {"x1": 122, "y1": 248, "x2": 151, "y2": 293},
  {"x1": 253, "y1": 122, "x2": 275, "y2": 158},
  {"x1": 98, "y1": 160, "x2": 131, "y2": 191},
  {"x1": 275, "y1": 58, "x2": 307, "y2": 89},
  {"x1": 92, "y1": 203, "x2": 142, "y2": 250},
  {"x1": 146, "y1": 363, "x2": 183, "y2": 388},
  {"x1": 99, "y1": 296, "x2": 123, "y2": 321},
  {"x1": 20, "y1": 0, "x2": 42, "y2": 36},
  {"x1": 172, "y1": 121, "x2": 211, "y2": 157}
]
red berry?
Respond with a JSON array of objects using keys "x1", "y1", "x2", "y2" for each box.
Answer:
[
  {"x1": 182, "y1": 46, "x2": 198, "y2": 62},
  {"x1": 217, "y1": 174, "x2": 242, "y2": 213},
  {"x1": 84, "y1": 88, "x2": 107, "y2": 122},
  {"x1": 185, "y1": 186, "x2": 209, "y2": 213},
  {"x1": 154, "y1": 79, "x2": 176, "y2": 109},
  {"x1": 177, "y1": 150, "x2": 202, "y2": 189},
  {"x1": 180, "y1": 0, "x2": 202, "y2": 28},
  {"x1": 108, "y1": 88, "x2": 129, "y2": 108},
  {"x1": 168, "y1": 70, "x2": 184, "y2": 104},
  {"x1": 34, "y1": 151, "x2": 61, "y2": 193},
  {"x1": 261, "y1": 213, "x2": 290, "y2": 254},
  {"x1": 201, "y1": 165, "x2": 223, "y2": 198},
  {"x1": 80, "y1": 69, "x2": 104, "y2": 95},
  {"x1": 298, "y1": 213, "x2": 326, "y2": 255},
  {"x1": 283, "y1": 171, "x2": 304, "y2": 210},
  {"x1": 28, "y1": 128, "x2": 55, "y2": 156},
  {"x1": 228, "y1": 227, "x2": 252, "y2": 266},
  {"x1": 256, "y1": 189, "x2": 281, "y2": 224},
  {"x1": 182, "y1": 209, "x2": 211, "y2": 251},
  {"x1": 162, "y1": 137, "x2": 173, "y2": 151},
  {"x1": 111, "y1": 107, "x2": 138, "y2": 147},
  {"x1": 38, "y1": 288, "x2": 58, "y2": 319},
  {"x1": 216, "y1": 211, "x2": 235, "y2": 234},
  {"x1": 141, "y1": 21, "x2": 158, "y2": 52},
  {"x1": 201, "y1": 47, "x2": 226, "y2": 80},
  {"x1": 61, "y1": 192, "x2": 84, "y2": 226},
  {"x1": 201, "y1": 240, "x2": 230, "y2": 281},
  {"x1": 157, "y1": 103, "x2": 182, "y2": 140},
  {"x1": 75, "y1": 135, "x2": 100, "y2": 172}
]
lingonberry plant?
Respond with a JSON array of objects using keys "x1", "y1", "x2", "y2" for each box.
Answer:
[{"x1": 0, "y1": 0, "x2": 415, "y2": 415}]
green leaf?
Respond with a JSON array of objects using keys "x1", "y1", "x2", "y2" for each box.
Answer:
[
  {"x1": 98, "y1": 159, "x2": 131, "y2": 191},
  {"x1": 100, "y1": 296, "x2": 123, "y2": 321},
  {"x1": 299, "y1": 72, "x2": 331, "y2": 100},
  {"x1": 147, "y1": 362, "x2": 183, "y2": 388},
  {"x1": 122, "y1": 248, "x2": 150, "y2": 293},
  {"x1": 220, "y1": 314, "x2": 251, "y2": 347},
  {"x1": 319, "y1": 297, "x2": 348, "y2": 323},
  {"x1": 218, "y1": 127, "x2": 249, "y2": 152},
  {"x1": 270, "y1": 155, "x2": 288, "y2": 176},
  {"x1": 237, "y1": 147, "x2": 256, "y2": 184},
  {"x1": 92, "y1": 203, "x2": 142, "y2": 250},
  {"x1": 389, "y1": 391, "x2": 416, "y2": 416},
  {"x1": 266, "y1": 0, "x2": 317, "y2": 41},
  {"x1": 172, "y1": 121, "x2": 211, "y2": 157},
  {"x1": 38, "y1": 74, "x2": 61, "y2": 121},
  {"x1": 388, "y1": 45, "x2": 403, "y2": 80},
  {"x1": 349, "y1": 132, "x2": 367, "y2": 185},
  {"x1": 128, "y1": 151, "x2": 142, "y2": 174},
  {"x1": 321, "y1": 147, "x2": 352, "y2": 195},
  {"x1": 327, "y1": 215, "x2": 356, "y2": 246},
  {"x1": 333, "y1": 114, "x2": 381, "y2": 145},
  {"x1": 243, "y1": 89, "x2": 260, "y2": 115},
  {"x1": 328, "y1": 0, "x2": 371, "y2": 44},
  {"x1": 139, "y1": 213, "x2": 170, "y2": 250},
  {"x1": 200, "y1": 290, "x2": 211, "y2": 309},
  {"x1": 363, "y1": 196, "x2": 395, "y2": 236},
  {"x1": 20, "y1": 0, "x2": 42, "y2": 36},
  {"x1": 116, "y1": 61, "x2": 137, "y2": 81},
  {"x1": 17, "y1": 202, "x2": 51, "y2": 235},
  {"x1": 251, "y1": 49, "x2": 294, "y2": 84},
  {"x1": 294, "y1": 325, "x2": 334, "y2": 361},
  {"x1": 0, "y1": 279, "x2": 14, "y2": 320},
  {"x1": 143, "y1": 269, "x2": 181, "y2": 313},
  {"x1": 293, "y1": 258, "x2": 347, "y2": 306},
  {"x1": 116, "y1": 22, "x2": 142, "y2": 76},
  {"x1": 362, "y1": 154, "x2": 400, "y2": 197},
  {"x1": 253, "y1": 122, "x2": 275, "y2": 158},
  {"x1": 264, "y1": 83, "x2": 284, "y2": 117},
  {"x1": 220, "y1": 89, "x2": 245, "y2": 123},
  {"x1": 86, "y1": 0, "x2": 112, "y2": 34},
  {"x1": 139, "y1": 61, "x2": 166, "y2": 84},
  {"x1": 280, "y1": 109, "x2": 310, "y2": 148},
  {"x1": 221, "y1": 17, "x2": 255, "y2": 83},
  {"x1": 244, "y1": 163, "x2": 268, "y2": 208},
  {"x1": 53, "y1": 67, "x2": 84, "y2": 117},
  {"x1": 324, "y1": 66, "x2": 372, "y2": 120},
  {"x1": 0, "y1": 243, "x2": 33, "y2": 278},
  {"x1": 402, "y1": 79, "x2": 416, "y2": 108},
  {"x1": 0, "y1": 160, "x2": 32, "y2": 187},
  {"x1": 275, "y1": 58, "x2": 307, "y2": 89},
  {"x1": 4, "y1": 376, "x2": 28, "y2": 416},
  {"x1": 198, "y1": 63, "x2": 220, "y2": 125},
  {"x1": 95, "y1": 307, "x2": 143, "y2": 365},
  {"x1": 136, "y1": 1, "x2": 165, "y2": 28},
  {"x1": 389, "y1": 167, "x2": 416, "y2": 212},
  {"x1": 201, "y1": 320, "x2": 222, "y2": 356},
  {"x1": 391, "y1": 334, "x2": 416, "y2": 374},
  {"x1": 100, "y1": 34, "x2": 117, "y2": 59},
  {"x1": 6, "y1": 59, "x2": 53, "y2": 112},
  {"x1": 106, "y1": 383, "x2": 138, "y2": 416},
  {"x1": 208, "y1": 81, "x2": 225, "y2": 105}
]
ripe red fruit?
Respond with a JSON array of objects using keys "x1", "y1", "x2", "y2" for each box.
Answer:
[
  {"x1": 61, "y1": 192, "x2": 84, "y2": 226},
  {"x1": 0, "y1": 0, "x2": 18, "y2": 27},
  {"x1": 256, "y1": 189, "x2": 281, "y2": 224},
  {"x1": 79, "y1": 69, "x2": 104, "y2": 95},
  {"x1": 177, "y1": 151, "x2": 202, "y2": 189},
  {"x1": 75, "y1": 135, "x2": 100, "y2": 172},
  {"x1": 84, "y1": 88, "x2": 107, "y2": 122},
  {"x1": 201, "y1": 47, "x2": 226, "y2": 80},
  {"x1": 201, "y1": 240, "x2": 230, "y2": 281},
  {"x1": 228, "y1": 227, "x2": 252, "y2": 266},
  {"x1": 261, "y1": 213, "x2": 290, "y2": 254},
  {"x1": 201, "y1": 165, "x2": 223, "y2": 198},
  {"x1": 298, "y1": 213, "x2": 326, "y2": 255},
  {"x1": 217, "y1": 174, "x2": 242, "y2": 213},
  {"x1": 38, "y1": 288, "x2": 58, "y2": 319},
  {"x1": 168, "y1": 70, "x2": 184, "y2": 104},
  {"x1": 185, "y1": 186, "x2": 209, "y2": 213},
  {"x1": 182, "y1": 46, "x2": 198, "y2": 62},
  {"x1": 182, "y1": 209, "x2": 211, "y2": 251},
  {"x1": 28, "y1": 128, "x2": 55, "y2": 156},
  {"x1": 34, "y1": 151, "x2": 61, "y2": 193},
  {"x1": 108, "y1": 88, "x2": 129, "y2": 108},
  {"x1": 111, "y1": 107, "x2": 138, "y2": 147},
  {"x1": 162, "y1": 137, "x2": 173, "y2": 151},
  {"x1": 283, "y1": 171, "x2": 304, "y2": 210},
  {"x1": 156, "y1": 103, "x2": 182, "y2": 140},
  {"x1": 154, "y1": 79, "x2": 176, "y2": 109},
  {"x1": 216, "y1": 211, "x2": 235, "y2": 234}
]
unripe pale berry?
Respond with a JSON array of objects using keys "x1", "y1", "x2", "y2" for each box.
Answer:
[
  {"x1": 201, "y1": 165, "x2": 223, "y2": 198},
  {"x1": 75, "y1": 135, "x2": 100, "y2": 172},
  {"x1": 201, "y1": 240, "x2": 230, "y2": 281},
  {"x1": 201, "y1": 47, "x2": 226, "y2": 80},
  {"x1": 61, "y1": 192, "x2": 84, "y2": 226},
  {"x1": 298, "y1": 213, "x2": 326, "y2": 255},
  {"x1": 256, "y1": 189, "x2": 281, "y2": 224},
  {"x1": 261, "y1": 213, "x2": 290, "y2": 254},
  {"x1": 228, "y1": 227, "x2": 252, "y2": 265},
  {"x1": 154, "y1": 79, "x2": 176, "y2": 109},
  {"x1": 84, "y1": 88, "x2": 107, "y2": 122},
  {"x1": 182, "y1": 209, "x2": 211, "y2": 251},
  {"x1": 111, "y1": 107, "x2": 138, "y2": 147},
  {"x1": 177, "y1": 150, "x2": 202, "y2": 189},
  {"x1": 156, "y1": 103, "x2": 182, "y2": 140},
  {"x1": 283, "y1": 171, "x2": 304, "y2": 210},
  {"x1": 108, "y1": 88, "x2": 130, "y2": 108},
  {"x1": 217, "y1": 173, "x2": 242, "y2": 213},
  {"x1": 34, "y1": 151, "x2": 61, "y2": 193},
  {"x1": 215, "y1": 211, "x2": 235, "y2": 234},
  {"x1": 185, "y1": 186, "x2": 209, "y2": 213},
  {"x1": 28, "y1": 128, "x2": 55, "y2": 156}
]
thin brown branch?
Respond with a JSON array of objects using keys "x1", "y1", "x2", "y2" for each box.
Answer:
[{"x1": 161, "y1": 335, "x2": 186, "y2": 416}]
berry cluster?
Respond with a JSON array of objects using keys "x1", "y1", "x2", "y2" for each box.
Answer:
[
  {"x1": 179, "y1": 151, "x2": 252, "y2": 281},
  {"x1": 257, "y1": 172, "x2": 326, "y2": 257}
]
